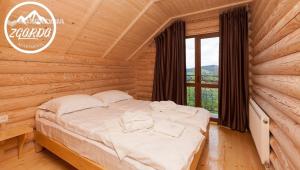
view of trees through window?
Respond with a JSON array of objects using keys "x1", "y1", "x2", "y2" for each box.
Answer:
[{"x1": 186, "y1": 35, "x2": 219, "y2": 116}]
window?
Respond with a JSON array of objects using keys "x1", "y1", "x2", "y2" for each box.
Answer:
[{"x1": 185, "y1": 33, "x2": 219, "y2": 119}]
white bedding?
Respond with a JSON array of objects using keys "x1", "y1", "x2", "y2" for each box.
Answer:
[
  {"x1": 36, "y1": 116, "x2": 155, "y2": 170},
  {"x1": 109, "y1": 99, "x2": 211, "y2": 133},
  {"x1": 37, "y1": 108, "x2": 204, "y2": 170},
  {"x1": 109, "y1": 99, "x2": 151, "y2": 112}
]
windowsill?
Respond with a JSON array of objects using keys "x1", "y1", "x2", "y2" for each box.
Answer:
[{"x1": 210, "y1": 113, "x2": 218, "y2": 122}]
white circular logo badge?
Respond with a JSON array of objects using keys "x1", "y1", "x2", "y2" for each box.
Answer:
[{"x1": 4, "y1": 1, "x2": 56, "y2": 54}]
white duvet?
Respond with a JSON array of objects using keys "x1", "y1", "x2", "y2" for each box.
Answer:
[
  {"x1": 152, "y1": 109, "x2": 210, "y2": 133},
  {"x1": 38, "y1": 108, "x2": 204, "y2": 170},
  {"x1": 150, "y1": 101, "x2": 199, "y2": 116},
  {"x1": 110, "y1": 99, "x2": 211, "y2": 133}
]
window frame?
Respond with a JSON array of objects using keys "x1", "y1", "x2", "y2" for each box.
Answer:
[{"x1": 186, "y1": 32, "x2": 219, "y2": 120}]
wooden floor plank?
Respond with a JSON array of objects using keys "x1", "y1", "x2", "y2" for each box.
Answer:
[
  {"x1": 198, "y1": 123, "x2": 264, "y2": 170},
  {"x1": 0, "y1": 150, "x2": 75, "y2": 170}
]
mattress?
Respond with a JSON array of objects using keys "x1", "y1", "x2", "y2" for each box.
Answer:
[
  {"x1": 109, "y1": 99, "x2": 211, "y2": 133},
  {"x1": 36, "y1": 108, "x2": 204, "y2": 170}
]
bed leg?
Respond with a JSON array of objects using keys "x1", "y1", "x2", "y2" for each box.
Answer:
[
  {"x1": 34, "y1": 142, "x2": 44, "y2": 153},
  {"x1": 206, "y1": 123, "x2": 210, "y2": 142}
]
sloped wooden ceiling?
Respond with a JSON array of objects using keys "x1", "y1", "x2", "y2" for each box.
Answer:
[{"x1": 0, "y1": 0, "x2": 251, "y2": 60}]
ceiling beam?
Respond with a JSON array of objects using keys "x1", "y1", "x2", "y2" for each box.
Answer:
[
  {"x1": 126, "y1": 0, "x2": 253, "y2": 60},
  {"x1": 101, "y1": 0, "x2": 159, "y2": 58},
  {"x1": 61, "y1": 0, "x2": 104, "y2": 55}
]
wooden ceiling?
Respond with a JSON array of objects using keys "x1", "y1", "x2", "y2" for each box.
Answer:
[{"x1": 0, "y1": 0, "x2": 251, "y2": 60}]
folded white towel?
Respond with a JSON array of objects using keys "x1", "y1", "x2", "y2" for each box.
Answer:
[
  {"x1": 121, "y1": 111, "x2": 151, "y2": 124},
  {"x1": 120, "y1": 119, "x2": 154, "y2": 133},
  {"x1": 120, "y1": 111, "x2": 154, "y2": 132},
  {"x1": 150, "y1": 101, "x2": 177, "y2": 112},
  {"x1": 153, "y1": 120, "x2": 185, "y2": 138}
]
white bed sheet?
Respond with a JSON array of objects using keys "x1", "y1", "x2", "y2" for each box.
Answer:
[
  {"x1": 109, "y1": 99, "x2": 211, "y2": 133},
  {"x1": 36, "y1": 117, "x2": 155, "y2": 170}
]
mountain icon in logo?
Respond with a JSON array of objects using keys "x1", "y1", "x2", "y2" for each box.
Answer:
[{"x1": 8, "y1": 10, "x2": 49, "y2": 26}]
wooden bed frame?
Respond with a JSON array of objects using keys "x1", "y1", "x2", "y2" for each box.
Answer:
[{"x1": 35, "y1": 123, "x2": 210, "y2": 170}]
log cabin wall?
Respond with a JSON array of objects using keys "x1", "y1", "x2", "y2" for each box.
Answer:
[
  {"x1": 0, "y1": 48, "x2": 135, "y2": 162},
  {"x1": 133, "y1": 11, "x2": 220, "y2": 100},
  {"x1": 0, "y1": 0, "x2": 253, "y2": 163},
  {"x1": 250, "y1": 0, "x2": 300, "y2": 169},
  {"x1": 0, "y1": 0, "x2": 141, "y2": 162},
  {"x1": 132, "y1": 43, "x2": 156, "y2": 100}
]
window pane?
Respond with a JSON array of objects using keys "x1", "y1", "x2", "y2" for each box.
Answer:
[
  {"x1": 187, "y1": 86, "x2": 195, "y2": 106},
  {"x1": 186, "y1": 38, "x2": 195, "y2": 83},
  {"x1": 201, "y1": 87, "x2": 218, "y2": 115},
  {"x1": 201, "y1": 37, "x2": 219, "y2": 84}
]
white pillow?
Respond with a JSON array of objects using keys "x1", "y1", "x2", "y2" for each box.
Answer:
[
  {"x1": 92, "y1": 90, "x2": 133, "y2": 104},
  {"x1": 39, "y1": 94, "x2": 107, "y2": 116}
]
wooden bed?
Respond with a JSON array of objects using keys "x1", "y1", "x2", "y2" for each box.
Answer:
[{"x1": 35, "y1": 123, "x2": 210, "y2": 170}]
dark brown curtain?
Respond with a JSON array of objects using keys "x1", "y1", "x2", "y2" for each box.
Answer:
[
  {"x1": 152, "y1": 21, "x2": 186, "y2": 105},
  {"x1": 219, "y1": 7, "x2": 249, "y2": 132}
]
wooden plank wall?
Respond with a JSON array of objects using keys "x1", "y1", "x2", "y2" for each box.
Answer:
[
  {"x1": 133, "y1": 11, "x2": 220, "y2": 100},
  {"x1": 0, "y1": 47, "x2": 135, "y2": 162},
  {"x1": 185, "y1": 11, "x2": 219, "y2": 36},
  {"x1": 133, "y1": 43, "x2": 156, "y2": 100},
  {"x1": 250, "y1": 0, "x2": 300, "y2": 169}
]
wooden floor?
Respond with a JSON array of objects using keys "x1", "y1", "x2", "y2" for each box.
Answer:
[
  {"x1": 0, "y1": 123, "x2": 264, "y2": 170},
  {"x1": 198, "y1": 123, "x2": 264, "y2": 170}
]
